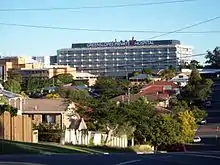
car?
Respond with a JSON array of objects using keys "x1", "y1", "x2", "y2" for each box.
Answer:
[
  {"x1": 200, "y1": 119, "x2": 207, "y2": 125},
  {"x1": 205, "y1": 101, "x2": 212, "y2": 107},
  {"x1": 193, "y1": 136, "x2": 201, "y2": 143}
]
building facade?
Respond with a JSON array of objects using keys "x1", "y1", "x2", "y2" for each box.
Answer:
[{"x1": 56, "y1": 39, "x2": 192, "y2": 77}]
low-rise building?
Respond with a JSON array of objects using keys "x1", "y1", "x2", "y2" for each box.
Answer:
[
  {"x1": 0, "y1": 56, "x2": 42, "y2": 81},
  {"x1": 169, "y1": 73, "x2": 189, "y2": 87},
  {"x1": 74, "y1": 72, "x2": 98, "y2": 86}
]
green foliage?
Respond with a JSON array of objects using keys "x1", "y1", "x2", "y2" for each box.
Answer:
[
  {"x1": 52, "y1": 73, "x2": 73, "y2": 85},
  {"x1": 0, "y1": 104, "x2": 18, "y2": 117},
  {"x1": 160, "y1": 68, "x2": 176, "y2": 80},
  {"x1": 205, "y1": 47, "x2": 220, "y2": 68},
  {"x1": 178, "y1": 110, "x2": 197, "y2": 143},
  {"x1": 181, "y1": 68, "x2": 213, "y2": 102},
  {"x1": 142, "y1": 68, "x2": 152, "y2": 75},
  {"x1": 7, "y1": 69, "x2": 22, "y2": 83},
  {"x1": 93, "y1": 77, "x2": 128, "y2": 98},
  {"x1": 187, "y1": 60, "x2": 203, "y2": 69},
  {"x1": 0, "y1": 95, "x2": 6, "y2": 104},
  {"x1": 191, "y1": 106, "x2": 207, "y2": 123},
  {"x1": 149, "y1": 114, "x2": 181, "y2": 148},
  {"x1": 132, "y1": 71, "x2": 140, "y2": 76},
  {"x1": 33, "y1": 123, "x2": 62, "y2": 143},
  {"x1": 27, "y1": 77, "x2": 50, "y2": 92},
  {"x1": 3, "y1": 79, "x2": 21, "y2": 93}
]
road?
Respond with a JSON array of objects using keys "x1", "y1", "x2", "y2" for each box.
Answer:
[
  {"x1": 190, "y1": 80, "x2": 220, "y2": 151},
  {"x1": 0, "y1": 152, "x2": 220, "y2": 165}
]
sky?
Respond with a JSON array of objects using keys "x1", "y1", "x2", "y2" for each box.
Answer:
[{"x1": 0, "y1": 0, "x2": 219, "y2": 64}]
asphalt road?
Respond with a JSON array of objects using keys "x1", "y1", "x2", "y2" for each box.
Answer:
[
  {"x1": 190, "y1": 80, "x2": 220, "y2": 151},
  {"x1": 0, "y1": 152, "x2": 220, "y2": 165}
]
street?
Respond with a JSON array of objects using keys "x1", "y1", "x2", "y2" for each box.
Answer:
[
  {"x1": 189, "y1": 80, "x2": 220, "y2": 151},
  {"x1": 0, "y1": 152, "x2": 220, "y2": 165}
]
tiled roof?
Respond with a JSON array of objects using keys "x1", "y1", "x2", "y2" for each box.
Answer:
[{"x1": 22, "y1": 98, "x2": 66, "y2": 113}]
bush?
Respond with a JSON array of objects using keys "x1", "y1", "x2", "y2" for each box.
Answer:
[
  {"x1": 45, "y1": 93, "x2": 60, "y2": 99},
  {"x1": 131, "y1": 145, "x2": 154, "y2": 152},
  {"x1": 34, "y1": 123, "x2": 63, "y2": 142}
]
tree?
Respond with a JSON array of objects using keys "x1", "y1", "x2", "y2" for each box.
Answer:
[
  {"x1": 181, "y1": 68, "x2": 213, "y2": 103},
  {"x1": 187, "y1": 60, "x2": 203, "y2": 69},
  {"x1": 93, "y1": 77, "x2": 126, "y2": 98},
  {"x1": 7, "y1": 69, "x2": 22, "y2": 83},
  {"x1": 160, "y1": 68, "x2": 176, "y2": 80},
  {"x1": 178, "y1": 110, "x2": 197, "y2": 143},
  {"x1": 149, "y1": 114, "x2": 181, "y2": 150},
  {"x1": 52, "y1": 73, "x2": 73, "y2": 85},
  {"x1": 191, "y1": 106, "x2": 207, "y2": 123},
  {"x1": 3, "y1": 79, "x2": 21, "y2": 93},
  {"x1": 143, "y1": 68, "x2": 152, "y2": 75},
  {"x1": 27, "y1": 77, "x2": 50, "y2": 93},
  {"x1": 205, "y1": 47, "x2": 220, "y2": 68}
]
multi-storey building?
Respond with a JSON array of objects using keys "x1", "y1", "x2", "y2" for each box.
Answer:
[{"x1": 57, "y1": 38, "x2": 193, "y2": 77}]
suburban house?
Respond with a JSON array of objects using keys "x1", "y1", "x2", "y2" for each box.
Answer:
[
  {"x1": 169, "y1": 73, "x2": 189, "y2": 87},
  {"x1": 22, "y1": 98, "x2": 88, "y2": 130}
]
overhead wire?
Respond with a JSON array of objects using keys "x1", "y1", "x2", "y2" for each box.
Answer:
[{"x1": 0, "y1": 0, "x2": 196, "y2": 12}]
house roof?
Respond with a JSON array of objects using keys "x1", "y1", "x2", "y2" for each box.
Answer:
[
  {"x1": 142, "y1": 81, "x2": 178, "y2": 90},
  {"x1": 22, "y1": 98, "x2": 66, "y2": 114},
  {"x1": 0, "y1": 88, "x2": 22, "y2": 99}
]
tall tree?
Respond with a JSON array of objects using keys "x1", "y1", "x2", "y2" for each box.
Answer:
[
  {"x1": 149, "y1": 114, "x2": 181, "y2": 150},
  {"x1": 178, "y1": 110, "x2": 197, "y2": 143},
  {"x1": 3, "y1": 79, "x2": 21, "y2": 93},
  {"x1": 188, "y1": 60, "x2": 203, "y2": 69},
  {"x1": 181, "y1": 68, "x2": 213, "y2": 103},
  {"x1": 205, "y1": 47, "x2": 220, "y2": 68}
]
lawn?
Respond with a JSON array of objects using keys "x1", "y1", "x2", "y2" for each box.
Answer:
[{"x1": 0, "y1": 140, "x2": 91, "y2": 155}]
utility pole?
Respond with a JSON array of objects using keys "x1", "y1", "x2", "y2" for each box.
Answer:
[{"x1": 127, "y1": 87, "x2": 131, "y2": 104}]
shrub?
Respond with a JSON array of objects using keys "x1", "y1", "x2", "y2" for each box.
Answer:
[
  {"x1": 45, "y1": 93, "x2": 60, "y2": 99},
  {"x1": 34, "y1": 123, "x2": 63, "y2": 143}
]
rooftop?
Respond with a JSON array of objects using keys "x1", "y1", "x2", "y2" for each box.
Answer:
[
  {"x1": 0, "y1": 88, "x2": 22, "y2": 99},
  {"x1": 22, "y1": 98, "x2": 66, "y2": 114}
]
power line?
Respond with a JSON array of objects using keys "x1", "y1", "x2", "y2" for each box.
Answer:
[
  {"x1": 148, "y1": 16, "x2": 220, "y2": 39},
  {"x1": 0, "y1": 0, "x2": 196, "y2": 12},
  {"x1": 0, "y1": 22, "x2": 219, "y2": 34}
]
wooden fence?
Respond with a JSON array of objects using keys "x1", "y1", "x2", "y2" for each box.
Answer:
[{"x1": 0, "y1": 111, "x2": 33, "y2": 142}]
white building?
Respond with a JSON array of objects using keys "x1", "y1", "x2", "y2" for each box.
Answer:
[
  {"x1": 169, "y1": 73, "x2": 189, "y2": 87},
  {"x1": 57, "y1": 39, "x2": 192, "y2": 77}
]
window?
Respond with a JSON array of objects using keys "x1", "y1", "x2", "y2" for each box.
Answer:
[
  {"x1": 28, "y1": 114, "x2": 34, "y2": 120},
  {"x1": 42, "y1": 114, "x2": 56, "y2": 124}
]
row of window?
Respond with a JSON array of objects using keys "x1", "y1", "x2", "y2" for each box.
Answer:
[{"x1": 58, "y1": 47, "x2": 178, "y2": 54}]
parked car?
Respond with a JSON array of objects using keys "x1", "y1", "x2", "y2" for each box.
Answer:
[
  {"x1": 200, "y1": 119, "x2": 207, "y2": 125},
  {"x1": 193, "y1": 136, "x2": 201, "y2": 143},
  {"x1": 204, "y1": 101, "x2": 212, "y2": 107}
]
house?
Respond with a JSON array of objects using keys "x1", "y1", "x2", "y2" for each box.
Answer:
[
  {"x1": 169, "y1": 73, "x2": 189, "y2": 87},
  {"x1": 140, "y1": 81, "x2": 179, "y2": 96},
  {"x1": 22, "y1": 98, "x2": 88, "y2": 130},
  {"x1": 22, "y1": 98, "x2": 66, "y2": 127}
]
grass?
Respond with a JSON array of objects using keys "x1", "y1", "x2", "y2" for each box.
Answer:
[
  {"x1": 0, "y1": 140, "x2": 91, "y2": 155},
  {"x1": 65, "y1": 144, "x2": 136, "y2": 154}
]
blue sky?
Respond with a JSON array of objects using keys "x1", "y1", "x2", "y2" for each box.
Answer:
[{"x1": 0, "y1": 0, "x2": 219, "y2": 64}]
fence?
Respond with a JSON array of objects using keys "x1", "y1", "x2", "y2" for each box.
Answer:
[
  {"x1": 64, "y1": 129, "x2": 128, "y2": 148},
  {"x1": 0, "y1": 111, "x2": 33, "y2": 142}
]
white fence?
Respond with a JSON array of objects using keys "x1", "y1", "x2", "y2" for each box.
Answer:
[{"x1": 64, "y1": 129, "x2": 128, "y2": 148}]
